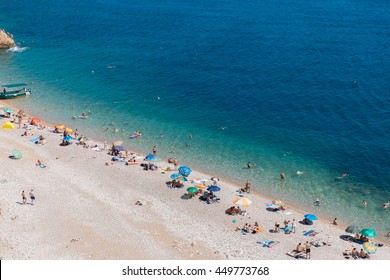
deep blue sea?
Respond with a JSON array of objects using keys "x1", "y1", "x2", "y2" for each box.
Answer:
[{"x1": 1, "y1": 0, "x2": 389, "y2": 238}]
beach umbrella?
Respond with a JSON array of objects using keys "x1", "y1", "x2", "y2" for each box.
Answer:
[
  {"x1": 207, "y1": 185, "x2": 221, "y2": 192},
  {"x1": 145, "y1": 154, "x2": 155, "y2": 161},
  {"x1": 195, "y1": 184, "x2": 206, "y2": 189},
  {"x1": 193, "y1": 178, "x2": 208, "y2": 184},
  {"x1": 113, "y1": 140, "x2": 123, "y2": 146},
  {"x1": 55, "y1": 124, "x2": 65, "y2": 129},
  {"x1": 345, "y1": 224, "x2": 361, "y2": 234},
  {"x1": 114, "y1": 145, "x2": 126, "y2": 151},
  {"x1": 63, "y1": 135, "x2": 73, "y2": 141},
  {"x1": 304, "y1": 214, "x2": 318, "y2": 221},
  {"x1": 11, "y1": 149, "x2": 22, "y2": 159},
  {"x1": 363, "y1": 242, "x2": 377, "y2": 254},
  {"x1": 359, "y1": 228, "x2": 377, "y2": 238},
  {"x1": 30, "y1": 118, "x2": 41, "y2": 125},
  {"x1": 2, "y1": 122, "x2": 15, "y2": 129},
  {"x1": 170, "y1": 173, "x2": 182, "y2": 179},
  {"x1": 3, "y1": 107, "x2": 14, "y2": 113},
  {"x1": 177, "y1": 176, "x2": 188, "y2": 182},
  {"x1": 272, "y1": 199, "x2": 285, "y2": 206},
  {"x1": 65, "y1": 127, "x2": 73, "y2": 133},
  {"x1": 77, "y1": 136, "x2": 89, "y2": 141},
  {"x1": 178, "y1": 166, "x2": 192, "y2": 177},
  {"x1": 233, "y1": 197, "x2": 252, "y2": 206},
  {"x1": 187, "y1": 187, "x2": 198, "y2": 193}
]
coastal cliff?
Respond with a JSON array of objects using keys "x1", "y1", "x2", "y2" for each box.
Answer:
[{"x1": 0, "y1": 28, "x2": 16, "y2": 48}]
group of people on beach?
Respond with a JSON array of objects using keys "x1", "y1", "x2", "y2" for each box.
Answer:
[{"x1": 21, "y1": 190, "x2": 35, "y2": 205}]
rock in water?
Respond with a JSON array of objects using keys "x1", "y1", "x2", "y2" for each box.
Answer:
[{"x1": 0, "y1": 28, "x2": 16, "y2": 48}]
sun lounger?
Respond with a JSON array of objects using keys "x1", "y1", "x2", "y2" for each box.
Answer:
[
  {"x1": 304, "y1": 230, "x2": 315, "y2": 236},
  {"x1": 286, "y1": 250, "x2": 306, "y2": 259}
]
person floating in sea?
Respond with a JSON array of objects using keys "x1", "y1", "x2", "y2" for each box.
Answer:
[
  {"x1": 280, "y1": 171, "x2": 285, "y2": 179},
  {"x1": 253, "y1": 162, "x2": 257, "y2": 168},
  {"x1": 362, "y1": 200, "x2": 367, "y2": 208},
  {"x1": 314, "y1": 199, "x2": 321, "y2": 206}
]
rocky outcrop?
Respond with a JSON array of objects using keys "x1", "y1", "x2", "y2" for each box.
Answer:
[{"x1": 0, "y1": 29, "x2": 16, "y2": 48}]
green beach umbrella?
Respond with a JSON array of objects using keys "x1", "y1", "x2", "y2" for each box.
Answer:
[
  {"x1": 187, "y1": 187, "x2": 198, "y2": 193},
  {"x1": 3, "y1": 107, "x2": 14, "y2": 113},
  {"x1": 359, "y1": 228, "x2": 377, "y2": 238},
  {"x1": 11, "y1": 149, "x2": 22, "y2": 159}
]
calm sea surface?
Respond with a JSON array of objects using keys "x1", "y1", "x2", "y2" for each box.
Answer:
[{"x1": 1, "y1": 0, "x2": 389, "y2": 238}]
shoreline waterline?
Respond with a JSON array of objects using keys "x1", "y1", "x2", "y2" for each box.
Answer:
[{"x1": 1, "y1": 98, "x2": 389, "y2": 245}]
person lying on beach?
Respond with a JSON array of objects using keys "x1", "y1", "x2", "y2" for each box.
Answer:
[{"x1": 21, "y1": 131, "x2": 32, "y2": 137}]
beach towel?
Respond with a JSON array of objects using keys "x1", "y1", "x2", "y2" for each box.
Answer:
[
  {"x1": 304, "y1": 230, "x2": 315, "y2": 236},
  {"x1": 257, "y1": 239, "x2": 276, "y2": 247},
  {"x1": 286, "y1": 250, "x2": 306, "y2": 259},
  {"x1": 281, "y1": 225, "x2": 292, "y2": 233},
  {"x1": 30, "y1": 136, "x2": 40, "y2": 143},
  {"x1": 265, "y1": 203, "x2": 276, "y2": 207}
]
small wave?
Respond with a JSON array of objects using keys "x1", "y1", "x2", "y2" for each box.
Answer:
[{"x1": 6, "y1": 46, "x2": 28, "y2": 53}]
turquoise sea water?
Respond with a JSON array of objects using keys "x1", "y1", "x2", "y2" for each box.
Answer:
[{"x1": 1, "y1": 0, "x2": 389, "y2": 238}]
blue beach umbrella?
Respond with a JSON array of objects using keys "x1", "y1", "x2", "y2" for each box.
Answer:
[
  {"x1": 3, "y1": 107, "x2": 14, "y2": 113},
  {"x1": 178, "y1": 166, "x2": 192, "y2": 177},
  {"x1": 114, "y1": 145, "x2": 126, "y2": 151},
  {"x1": 304, "y1": 214, "x2": 318, "y2": 221},
  {"x1": 145, "y1": 154, "x2": 155, "y2": 161},
  {"x1": 11, "y1": 149, "x2": 22, "y2": 159},
  {"x1": 63, "y1": 136, "x2": 73, "y2": 141},
  {"x1": 170, "y1": 173, "x2": 182, "y2": 179},
  {"x1": 207, "y1": 185, "x2": 221, "y2": 192}
]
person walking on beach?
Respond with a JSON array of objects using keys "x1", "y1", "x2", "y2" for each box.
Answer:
[
  {"x1": 173, "y1": 158, "x2": 178, "y2": 170},
  {"x1": 103, "y1": 140, "x2": 107, "y2": 150},
  {"x1": 244, "y1": 180, "x2": 251, "y2": 193},
  {"x1": 29, "y1": 190, "x2": 35, "y2": 205},
  {"x1": 332, "y1": 218, "x2": 338, "y2": 225},
  {"x1": 21, "y1": 191, "x2": 27, "y2": 204},
  {"x1": 305, "y1": 241, "x2": 311, "y2": 259}
]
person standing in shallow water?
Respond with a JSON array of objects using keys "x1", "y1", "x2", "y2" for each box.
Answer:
[
  {"x1": 280, "y1": 171, "x2": 285, "y2": 179},
  {"x1": 152, "y1": 146, "x2": 157, "y2": 155},
  {"x1": 362, "y1": 200, "x2": 367, "y2": 208},
  {"x1": 247, "y1": 162, "x2": 251, "y2": 169}
]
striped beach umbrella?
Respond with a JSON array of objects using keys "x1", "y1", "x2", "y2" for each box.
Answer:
[
  {"x1": 233, "y1": 197, "x2": 252, "y2": 206},
  {"x1": 363, "y1": 242, "x2": 377, "y2": 254}
]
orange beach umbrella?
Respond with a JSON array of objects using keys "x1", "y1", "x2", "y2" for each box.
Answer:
[
  {"x1": 31, "y1": 118, "x2": 41, "y2": 125},
  {"x1": 65, "y1": 127, "x2": 73, "y2": 133}
]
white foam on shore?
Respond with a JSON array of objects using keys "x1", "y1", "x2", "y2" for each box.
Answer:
[{"x1": 6, "y1": 46, "x2": 28, "y2": 53}]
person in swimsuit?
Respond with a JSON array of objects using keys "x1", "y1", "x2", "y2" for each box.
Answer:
[
  {"x1": 29, "y1": 189, "x2": 35, "y2": 205},
  {"x1": 305, "y1": 241, "x2": 311, "y2": 259},
  {"x1": 280, "y1": 171, "x2": 285, "y2": 179},
  {"x1": 247, "y1": 162, "x2": 251, "y2": 169},
  {"x1": 152, "y1": 146, "x2": 157, "y2": 155},
  {"x1": 362, "y1": 200, "x2": 367, "y2": 208},
  {"x1": 21, "y1": 190, "x2": 27, "y2": 204}
]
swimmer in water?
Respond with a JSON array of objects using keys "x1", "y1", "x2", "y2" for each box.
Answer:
[
  {"x1": 297, "y1": 171, "x2": 304, "y2": 175},
  {"x1": 72, "y1": 115, "x2": 77, "y2": 119},
  {"x1": 314, "y1": 199, "x2": 321, "y2": 206},
  {"x1": 103, "y1": 127, "x2": 108, "y2": 132},
  {"x1": 113, "y1": 128, "x2": 118, "y2": 133}
]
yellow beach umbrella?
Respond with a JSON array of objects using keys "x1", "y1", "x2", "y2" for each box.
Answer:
[
  {"x1": 55, "y1": 124, "x2": 65, "y2": 129},
  {"x1": 65, "y1": 127, "x2": 73, "y2": 133},
  {"x1": 2, "y1": 122, "x2": 15, "y2": 129},
  {"x1": 195, "y1": 184, "x2": 206, "y2": 189},
  {"x1": 113, "y1": 140, "x2": 123, "y2": 146}
]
